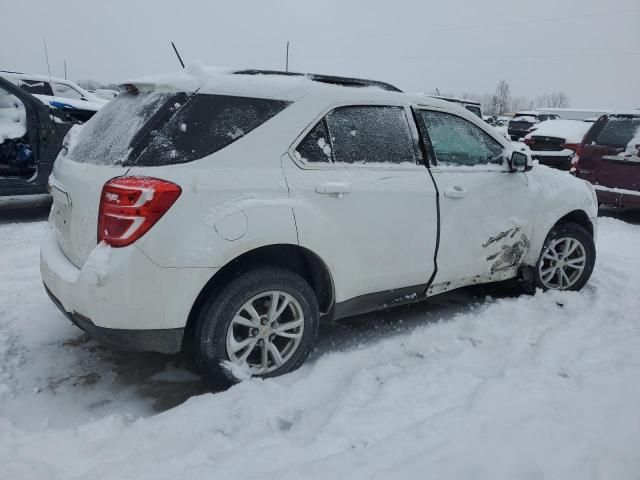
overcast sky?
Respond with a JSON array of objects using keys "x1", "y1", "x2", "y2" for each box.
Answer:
[{"x1": 1, "y1": 0, "x2": 638, "y2": 108}]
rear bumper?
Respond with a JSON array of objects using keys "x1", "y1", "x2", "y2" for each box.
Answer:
[
  {"x1": 44, "y1": 284, "x2": 184, "y2": 353},
  {"x1": 40, "y1": 227, "x2": 217, "y2": 353},
  {"x1": 593, "y1": 185, "x2": 640, "y2": 209},
  {"x1": 508, "y1": 128, "x2": 529, "y2": 138}
]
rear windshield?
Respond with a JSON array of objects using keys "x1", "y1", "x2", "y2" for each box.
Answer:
[
  {"x1": 593, "y1": 115, "x2": 640, "y2": 149},
  {"x1": 68, "y1": 92, "x2": 290, "y2": 166}
]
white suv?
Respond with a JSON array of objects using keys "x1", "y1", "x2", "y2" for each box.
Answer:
[{"x1": 41, "y1": 67, "x2": 598, "y2": 382}]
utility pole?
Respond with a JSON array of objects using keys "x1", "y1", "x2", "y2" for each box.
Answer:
[
  {"x1": 43, "y1": 38, "x2": 53, "y2": 86},
  {"x1": 285, "y1": 41, "x2": 290, "y2": 72}
]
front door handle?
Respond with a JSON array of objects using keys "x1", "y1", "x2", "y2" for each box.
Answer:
[
  {"x1": 315, "y1": 182, "x2": 352, "y2": 198},
  {"x1": 443, "y1": 186, "x2": 467, "y2": 199}
]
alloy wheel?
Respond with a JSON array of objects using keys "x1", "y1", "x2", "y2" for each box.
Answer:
[
  {"x1": 538, "y1": 237, "x2": 587, "y2": 290},
  {"x1": 225, "y1": 290, "x2": 305, "y2": 374}
]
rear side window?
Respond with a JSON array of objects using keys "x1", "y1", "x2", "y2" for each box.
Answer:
[
  {"x1": 593, "y1": 116, "x2": 640, "y2": 149},
  {"x1": 68, "y1": 92, "x2": 173, "y2": 165},
  {"x1": 136, "y1": 95, "x2": 289, "y2": 166},
  {"x1": 18, "y1": 79, "x2": 53, "y2": 96},
  {"x1": 295, "y1": 105, "x2": 416, "y2": 164},
  {"x1": 67, "y1": 92, "x2": 289, "y2": 166}
]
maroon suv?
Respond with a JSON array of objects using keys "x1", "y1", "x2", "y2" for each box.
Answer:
[{"x1": 573, "y1": 112, "x2": 640, "y2": 208}]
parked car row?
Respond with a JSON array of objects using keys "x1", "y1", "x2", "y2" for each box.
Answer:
[{"x1": 508, "y1": 111, "x2": 561, "y2": 140}]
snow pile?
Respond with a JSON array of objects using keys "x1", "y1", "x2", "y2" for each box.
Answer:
[
  {"x1": 525, "y1": 119, "x2": 591, "y2": 143},
  {"x1": 624, "y1": 126, "x2": 640, "y2": 157},
  {"x1": 1, "y1": 218, "x2": 640, "y2": 479},
  {"x1": 0, "y1": 90, "x2": 26, "y2": 142}
]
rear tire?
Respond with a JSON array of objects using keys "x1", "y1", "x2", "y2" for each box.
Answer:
[
  {"x1": 534, "y1": 222, "x2": 595, "y2": 291},
  {"x1": 195, "y1": 267, "x2": 319, "y2": 385}
]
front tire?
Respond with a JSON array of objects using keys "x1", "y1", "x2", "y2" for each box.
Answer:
[
  {"x1": 195, "y1": 267, "x2": 319, "y2": 385},
  {"x1": 534, "y1": 222, "x2": 595, "y2": 291}
]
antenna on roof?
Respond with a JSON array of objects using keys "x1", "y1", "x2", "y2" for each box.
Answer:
[
  {"x1": 285, "y1": 41, "x2": 290, "y2": 72},
  {"x1": 64, "y1": 60, "x2": 67, "y2": 80},
  {"x1": 42, "y1": 38, "x2": 53, "y2": 86},
  {"x1": 171, "y1": 42, "x2": 185, "y2": 68}
]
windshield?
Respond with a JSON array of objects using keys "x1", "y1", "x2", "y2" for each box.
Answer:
[{"x1": 594, "y1": 115, "x2": 640, "y2": 149}]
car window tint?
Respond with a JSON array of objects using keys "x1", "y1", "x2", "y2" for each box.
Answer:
[
  {"x1": 325, "y1": 106, "x2": 416, "y2": 164},
  {"x1": 295, "y1": 120, "x2": 332, "y2": 162},
  {"x1": 18, "y1": 79, "x2": 53, "y2": 96},
  {"x1": 133, "y1": 94, "x2": 290, "y2": 166},
  {"x1": 594, "y1": 116, "x2": 640, "y2": 149},
  {"x1": 419, "y1": 110, "x2": 504, "y2": 166}
]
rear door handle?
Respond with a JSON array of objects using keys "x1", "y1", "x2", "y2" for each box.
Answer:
[
  {"x1": 315, "y1": 182, "x2": 352, "y2": 197},
  {"x1": 443, "y1": 186, "x2": 467, "y2": 199}
]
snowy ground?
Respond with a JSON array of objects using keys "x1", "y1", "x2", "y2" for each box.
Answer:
[{"x1": 1, "y1": 201, "x2": 640, "y2": 479}]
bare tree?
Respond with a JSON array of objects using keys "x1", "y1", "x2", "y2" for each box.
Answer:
[
  {"x1": 548, "y1": 92, "x2": 570, "y2": 108},
  {"x1": 534, "y1": 92, "x2": 570, "y2": 108},
  {"x1": 493, "y1": 80, "x2": 511, "y2": 115},
  {"x1": 511, "y1": 96, "x2": 533, "y2": 112}
]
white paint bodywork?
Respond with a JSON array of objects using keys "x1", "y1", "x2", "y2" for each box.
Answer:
[{"x1": 40, "y1": 71, "x2": 598, "y2": 333}]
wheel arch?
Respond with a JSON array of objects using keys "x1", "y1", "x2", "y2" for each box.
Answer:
[
  {"x1": 553, "y1": 209, "x2": 594, "y2": 237},
  {"x1": 185, "y1": 244, "x2": 335, "y2": 338}
]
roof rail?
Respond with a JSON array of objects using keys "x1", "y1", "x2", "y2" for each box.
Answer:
[{"x1": 233, "y1": 69, "x2": 402, "y2": 92}]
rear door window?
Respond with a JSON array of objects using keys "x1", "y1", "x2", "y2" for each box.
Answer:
[
  {"x1": 294, "y1": 120, "x2": 332, "y2": 163},
  {"x1": 326, "y1": 106, "x2": 416, "y2": 164},
  {"x1": 295, "y1": 105, "x2": 416, "y2": 165}
]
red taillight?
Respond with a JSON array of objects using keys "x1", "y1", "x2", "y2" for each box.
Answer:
[
  {"x1": 524, "y1": 137, "x2": 533, "y2": 146},
  {"x1": 98, "y1": 176, "x2": 181, "y2": 247},
  {"x1": 561, "y1": 143, "x2": 580, "y2": 152}
]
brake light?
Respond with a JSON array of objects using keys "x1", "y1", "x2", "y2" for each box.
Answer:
[
  {"x1": 569, "y1": 144, "x2": 584, "y2": 174},
  {"x1": 98, "y1": 176, "x2": 181, "y2": 247},
  {"x1": 524, "y1": 137, "x2": 533, "y2": 146}
]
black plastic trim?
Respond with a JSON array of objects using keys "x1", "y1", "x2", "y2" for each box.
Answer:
[{"x1": 44, "y1": 284, "x2": 184, "y2": 354}]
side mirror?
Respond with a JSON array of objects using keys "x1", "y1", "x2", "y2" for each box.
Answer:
[{"x1": 510, "y1": 151, "x2": 533, "y2": 172}]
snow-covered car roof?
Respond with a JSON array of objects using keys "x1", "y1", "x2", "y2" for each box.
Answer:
[
  {"x1": 122, "y1": 64, "x2": 456, "y2": 111},
  {"x1": 524, "y1": 119, "x2": 592, "y2": 143},
  {"x1": 607, "y1": 110, "x2": 640, "y2": 117},
  {"x1": 0, "y1": 71, "x2": 107, "y2": 104},
  {"x1": 513, "y1": 111, "x2": 541, "y2": 117}
]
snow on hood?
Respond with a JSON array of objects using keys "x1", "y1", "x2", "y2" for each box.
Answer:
[
  {"x1": 511, "y1": 115, "x2": 539, "y2": 123},
  {"x1": 123, "y1": 62, "x2": 313, "y2": 101},
  {"x1": 0, "y1": 90, "x2": 26, "y2": 142},
  {"x1": 33, "y1": 94, "x2": 104, "y2": 112},
  {"x1": 525, "y1": 120, "x2": 591, "y2": 143}
]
